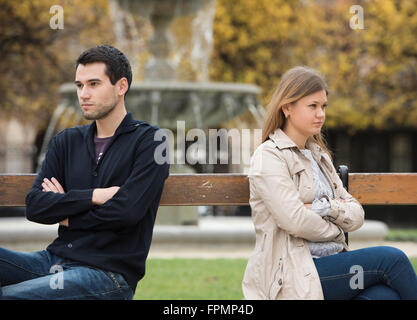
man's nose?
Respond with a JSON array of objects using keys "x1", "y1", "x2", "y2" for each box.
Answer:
[{"x1": 79, "y1": 86, "x2": 91, "y2": 100}]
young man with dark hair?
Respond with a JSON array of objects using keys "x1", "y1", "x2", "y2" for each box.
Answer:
[{"x1": 0, "y1": 45, "x2": 169, "y2": 299}]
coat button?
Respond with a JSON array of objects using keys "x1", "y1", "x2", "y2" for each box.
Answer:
[
  {"x1": 278, "y1": 279, "x2": 283, "y2": 285},
  {"x1": 67, "y1": 243, "x2": 72, "y2": 248},
  {"x1": 92, "y1": 171, "x2": 98, "y2": 176}
]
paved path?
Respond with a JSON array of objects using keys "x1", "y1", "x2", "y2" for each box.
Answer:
[
  {"x1": 147, "y1": 240, "x2": 417, "y2": 259},
  {"x1": 0, "y1": 241, "x2": 417, "y2": 259},
  {"x1": 1, "y1": 216, "x2": 417, "y2": 258},
  {"x1": 4, "y1": 240, "x2": 416, "y2": 259}
]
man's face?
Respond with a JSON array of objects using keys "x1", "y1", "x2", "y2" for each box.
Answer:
[{"x1": 74, "y1": 62, "x2": 118, "y2": 120}]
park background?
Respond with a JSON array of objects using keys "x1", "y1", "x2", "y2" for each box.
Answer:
[{"x1": 0, "y1": 0, "x2": 416, "y2": 299}]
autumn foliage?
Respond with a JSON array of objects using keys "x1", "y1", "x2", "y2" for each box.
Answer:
[
  {"x1": 1, "y1": 0, "x2": 416, "y2": 132},
  {"x1": 0, "y1": 0, "x2": 113, "y2": 128},
  {"x1": 211, "y1": 0, "x2": 417, "y2": 130}
]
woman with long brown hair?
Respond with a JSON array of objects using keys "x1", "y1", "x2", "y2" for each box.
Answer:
[{"x1": 242, "y1": 66, "x2": 417, "y2": 300}]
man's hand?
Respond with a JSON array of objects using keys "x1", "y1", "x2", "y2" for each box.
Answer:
[
  {"x1": 42, "y1": 177, "x2": 65, "y2": 194},
  {"x1": 41, "y1": 177, "x2": 68, "y2": 227},
  {"x1": 92, "y1": 186, "x2": 120, "y2": 206}
]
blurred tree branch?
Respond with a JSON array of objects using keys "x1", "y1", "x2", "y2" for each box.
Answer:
[
  {"x1": 0, "y1": 0, "x2": 114, "y2": 131},
  {"x1": 211, "y1": 0, "x2": 417, "y2": 131}
]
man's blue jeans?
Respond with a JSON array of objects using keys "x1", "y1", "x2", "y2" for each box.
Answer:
[
  {"x1": 313, "y1": 246, "x2": 417, "y2": 300},
  {"x1": 0, "y1": 247, "x2": 133, "y2": 300}
]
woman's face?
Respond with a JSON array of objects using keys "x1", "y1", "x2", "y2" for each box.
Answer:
[{"x1": 283, "y1": 90, "x2": 327, "y2": 139}]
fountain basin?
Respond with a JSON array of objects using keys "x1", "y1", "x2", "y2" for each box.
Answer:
[{"x1": 60, "y1": 81, "x2": 261, "y2": 129}]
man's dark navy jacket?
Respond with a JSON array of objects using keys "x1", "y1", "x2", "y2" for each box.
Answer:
[{"x1": 25, "y1": 112, "x2": 170, "y2": 293}]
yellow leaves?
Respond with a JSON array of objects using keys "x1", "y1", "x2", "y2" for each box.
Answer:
[
  {"x1": 2, "y1": 0, "x2": 417, "y2": 132},
  {"x1": 0, "y1": 0, "x2": 113, "y2": 130},
  {"x1": 211, "y1": 0, "x2": 302, "y2": 95},
  {"x1": 407, "y1": 101, "x2": 417, "y2": 127},
  {"x1": 211, "y1": 0, "x2": 417, "y2": 130}
]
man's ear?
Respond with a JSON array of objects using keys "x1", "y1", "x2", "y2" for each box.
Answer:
[{"x1": 117, "y1": 78, "x2": 129, "y2": 96}]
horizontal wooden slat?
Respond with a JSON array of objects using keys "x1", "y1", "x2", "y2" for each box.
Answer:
[
  {"x1": 0, "y1": 173, "x2": 416, "y2": 207},
  {"x1": 349, "y1": 173, "x2": 417, "y2": 205},
  {"x1": 0, "y1": 174, "x2": 250, "y2": 207},
  {"x1": 0, "y1": 174, "x2": 36, "y2": 207},
  {"x1": 160, "y1": 174, "x2": 249, "y2": 206}
]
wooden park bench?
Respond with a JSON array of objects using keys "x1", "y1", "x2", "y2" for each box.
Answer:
[{"x1": 0, "y1": 169, "x2": 416, "y2": 245}]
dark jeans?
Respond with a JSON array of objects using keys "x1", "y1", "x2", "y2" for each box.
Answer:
[
  {"x1": 313, "y1": 246, "x2": 417, "y2": 300},
  {"x1": 0, "y1": 247, "x2": 133, "y2": 300}
]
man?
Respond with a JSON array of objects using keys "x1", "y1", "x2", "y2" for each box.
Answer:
[{"x1": 0, "y1": 45, "x2": 169, "y2": 299}]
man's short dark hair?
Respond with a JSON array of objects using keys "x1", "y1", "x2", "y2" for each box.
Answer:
[{"x1": 76, "y1": 45, "x2": 132, "y2": 97}]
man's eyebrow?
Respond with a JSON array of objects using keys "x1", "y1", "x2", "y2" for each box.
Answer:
[{"x1": 74, "y1": 78, "x2": 102, "y2": 84}]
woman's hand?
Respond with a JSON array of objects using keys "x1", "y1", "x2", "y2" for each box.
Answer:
[{"x1": 305, "y1": 198, "x2": 345, "y2": 210}]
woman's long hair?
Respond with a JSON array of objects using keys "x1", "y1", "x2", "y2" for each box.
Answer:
[{"x1": 262, "y1": 66, "x2": 332, "y2": 157}]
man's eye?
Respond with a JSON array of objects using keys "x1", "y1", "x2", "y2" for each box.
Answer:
[{"x1": 76, "y1": 84, "x2": 83, "y2": 89}]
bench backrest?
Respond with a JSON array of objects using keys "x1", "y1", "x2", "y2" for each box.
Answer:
[{"x1": 0, "y1": 173, "x2": 416, "y2": 207}]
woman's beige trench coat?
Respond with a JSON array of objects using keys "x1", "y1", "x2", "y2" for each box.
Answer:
[{"x1": 242, "y1": 129, "x2": 364, "y2": 300}]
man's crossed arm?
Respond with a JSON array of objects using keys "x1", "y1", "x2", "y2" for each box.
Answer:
[
  {"x1": 41, "y1": 177, "x2": 120, "y2": 227},
  {"x1": 27, "y1": 130, "x2": 169, "y2": 230}
]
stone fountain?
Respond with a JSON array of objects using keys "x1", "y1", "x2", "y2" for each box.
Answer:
[
  {"x1": 58, "y1": 0, "x2": 262, "y2": 130},
  {"x1": 40, "y1": 0, "x2": 264, "y2": 225}
]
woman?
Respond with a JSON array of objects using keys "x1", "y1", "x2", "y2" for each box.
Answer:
[{"x1": 242, "y1": 66, "x2": 417, "y2": 300}]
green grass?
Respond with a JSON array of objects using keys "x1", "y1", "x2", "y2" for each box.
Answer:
[
  {"x1": 134, "y1": 258, "x2": 247, "y2": 300},
  {"x1": 411, "y1": 257, "x2": 417, "y2": 271},
  {"x1": 385, "y1": 229, "x2": 417, "y2": 242},
  {"x1": 134, "y1": 257, "x2": 417, "y2": 300}
]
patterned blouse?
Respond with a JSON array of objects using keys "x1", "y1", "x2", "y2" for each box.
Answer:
[{"x1": 300, "y1": 149, "x2": 344, "y2": 258}]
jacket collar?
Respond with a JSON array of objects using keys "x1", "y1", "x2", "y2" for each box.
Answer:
[
  {"x1": 268, "y1": 128, "x2": 297, "y2": 150},
  {"x1": 85, "y1": 112, "x2": 136, "y2": 139},
  {"x1": 84, "y1": 112, "x2": 137, "y2": 162},
  {"x1": 268, "y1": 128, "x2": 324, "y2": 161}
]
